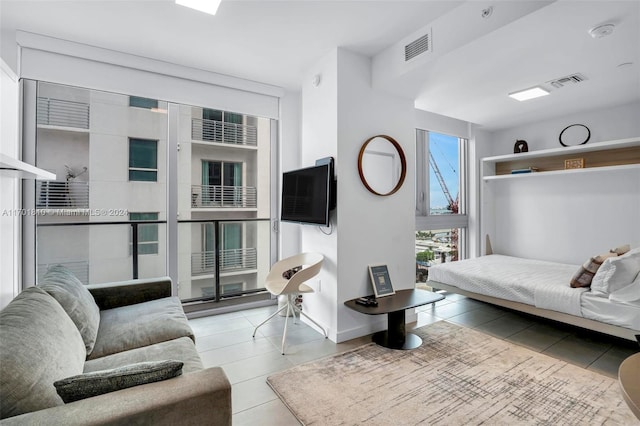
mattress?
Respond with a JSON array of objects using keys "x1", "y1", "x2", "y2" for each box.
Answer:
[{"x1": 427, "y1": 255, "x2": 585, "y2": 317}]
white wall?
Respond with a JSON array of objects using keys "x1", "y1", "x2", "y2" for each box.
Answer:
[
  {"x1": 278, "y1": 90, "x2": 302, "y2": 259},
  {"x1": 0, "y1": 59, "x2": 20, "y2": 309},
  {"x1": 300, "y1": 48, "x2": 416, "y2": 342},
  {"x1": 488, "y1": 101, "x2": 640, "y2": 155},
  {"x1": 481, "y1": 101, "x2": 640, "y2": 264}
]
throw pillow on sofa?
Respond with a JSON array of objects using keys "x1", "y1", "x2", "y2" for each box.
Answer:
[
  {"x1": 39, "y1": 265, "x2": 101, "y2": 355},
  {"x1": 54, "y1": 360, "x2": 183, "y2": 403}
]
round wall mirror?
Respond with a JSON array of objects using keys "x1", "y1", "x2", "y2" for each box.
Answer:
[{"x1": 358, "y1": 135, "x2": 407, "y2": 196}]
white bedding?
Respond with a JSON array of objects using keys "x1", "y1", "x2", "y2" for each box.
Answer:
[
  {"x1": 581, "y1": 291, "x2": 640, "y2": 330},
  {"x1": 428, "y1": 255, "x2": 586, "y2": 317}
]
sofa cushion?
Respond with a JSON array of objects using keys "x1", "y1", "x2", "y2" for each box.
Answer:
[
  {"x1": 39, "y1": 265, "x2": 101, "y2": 355},
  {"x1": 54, "y1": 360, "x2": 183, "y2": 403},
  {"x1": 84, "y1": 336, "x2": 204, "y2": 374},
  {"x1": 0, "y1": 287, "x2": 86, "y2": 419},
  {"x1": 88, "y1": 297, "x2": 194, "y2": 360}
]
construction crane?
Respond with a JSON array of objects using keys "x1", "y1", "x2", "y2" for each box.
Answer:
[
  {"x1": 428, "y1": 152, "x2": 458, "y2": 214},
  {"x1": 428, "y1": 151, "x2": 459, "y2": 261}
]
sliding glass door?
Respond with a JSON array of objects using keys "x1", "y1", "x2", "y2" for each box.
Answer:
[{"x1": 26, "y1": 80, "x2": 275, "y2": 310}]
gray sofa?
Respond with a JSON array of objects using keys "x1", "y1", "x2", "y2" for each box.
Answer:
[{"x1": 0, "y1": 265, "x2": 231, "y2": 425}]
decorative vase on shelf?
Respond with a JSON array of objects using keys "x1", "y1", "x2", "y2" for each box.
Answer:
[{"x1": 514, "y1": 140, "x2": 528, "y2": 153}]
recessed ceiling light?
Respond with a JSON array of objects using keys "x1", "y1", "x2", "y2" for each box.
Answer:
[
  {"x1": 176, "y1": 0, "x2": 221, "y2": 16},
  {"x1": 508, "y1": 86, "x2": 550, "y2": 102}
]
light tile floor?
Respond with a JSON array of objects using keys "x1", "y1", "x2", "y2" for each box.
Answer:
[{"x1": 189, "y1": 292, "x2": 639, "y2": 425}]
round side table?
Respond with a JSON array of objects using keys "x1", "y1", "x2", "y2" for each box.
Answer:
[{"x1": 619, "y1": 352, "x2": 640, "y2": 419}]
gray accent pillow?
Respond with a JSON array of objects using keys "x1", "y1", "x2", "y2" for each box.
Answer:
[
  {"x1": 39, "y1": 264, "x2": 101, "y2": 355},
  {"x1": 54, "y1": 360, "x2": 184, "y2": 403}
]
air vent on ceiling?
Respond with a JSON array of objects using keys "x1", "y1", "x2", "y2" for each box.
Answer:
[
  {"x1": 548, "y1": 73, "x2": 587, "y2": 89},
  {"x1": 405, "y1": 30, "x2": 432, "y2": 62}
]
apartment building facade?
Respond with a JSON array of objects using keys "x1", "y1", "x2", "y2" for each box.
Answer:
[{"x1": 34, "y1": 81, "x2": 272, "y2": 305}]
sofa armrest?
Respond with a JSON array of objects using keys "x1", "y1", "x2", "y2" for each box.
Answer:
[
  {"x1": 86, "y1": 277, "x2": 172, "y2": 310},
  {"x1": 0, "y1": 367, "x2": 231, "y2": 426}
]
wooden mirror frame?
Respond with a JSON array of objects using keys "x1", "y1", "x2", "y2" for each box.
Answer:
[{"x1": 357, "y1": 135, "x2": 407, "y2": 196}]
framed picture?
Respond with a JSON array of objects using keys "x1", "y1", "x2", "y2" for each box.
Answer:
[
  {"x1": 564, "y1": 158, "x2": 584, "y2": 169},
  {"x1": 368, "y1": 264, "x2": 395, "y2": 298}
]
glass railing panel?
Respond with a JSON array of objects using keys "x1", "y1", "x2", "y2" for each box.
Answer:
[
  {"x1": 178, "y1": 219, "x2": 270, "y2": 303},
  {"x1": 36, "y1": 222, "x2": 167, "y2": 285}
]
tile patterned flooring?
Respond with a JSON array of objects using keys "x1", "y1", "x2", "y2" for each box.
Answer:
[{"x1": 189, "y1": 292, "x2": 639, "y2": 425}]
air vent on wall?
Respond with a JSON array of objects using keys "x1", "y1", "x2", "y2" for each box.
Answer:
[
  {"x1": 548, "y1": 73, "x2": 587, "y2": 89},
  {"x1": 405, "y1": 30, "x2": 432, "y2": 62}
]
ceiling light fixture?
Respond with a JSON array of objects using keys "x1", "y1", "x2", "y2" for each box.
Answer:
[
  {"x1": 508, "y1": 86, "x2": 550, "y2": 102},
  {"x1": 175, "y1": 0, "x2": 221, "y2": 16},
  {"x1": 588, "y1": 23, "x2": 615, "y2": 39}
]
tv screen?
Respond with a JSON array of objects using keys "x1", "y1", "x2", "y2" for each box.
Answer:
[{"x1": 281, "y1": 163, "x2": 332, "y2": 226}]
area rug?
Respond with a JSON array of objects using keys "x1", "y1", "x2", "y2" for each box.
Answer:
[{"x1": 267, "y1": 321, "x2": 636, "y2": 425}]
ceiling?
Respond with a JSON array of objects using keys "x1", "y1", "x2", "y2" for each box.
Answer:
[{"x1": 1, "y1": 0, "x2": 639, "y2": 131}]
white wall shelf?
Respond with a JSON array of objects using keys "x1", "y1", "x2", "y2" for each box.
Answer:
[
  {"x1": 482, "y1": 137, "x2": 640, "y2": 181},
  {"x1": 483, "y1": 163, "x2": 640, "y2": 181}
]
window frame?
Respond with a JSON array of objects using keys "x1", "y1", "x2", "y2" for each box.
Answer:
[
  {"x1": 128, "y1": 138, "x2": 158, "y2": 182},
  {"x1": 415, "y1": 129, "x2": 469, "y2": 260},
  {"x1": 129, "y1": 96, "x2": 158, "y2": 109}
]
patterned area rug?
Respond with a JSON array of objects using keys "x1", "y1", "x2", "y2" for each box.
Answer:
[{"x1": 267, "y1": 321, "x2": 636, "y2": 425}]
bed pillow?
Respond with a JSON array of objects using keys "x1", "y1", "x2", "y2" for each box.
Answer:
[
  {"x1": 591, "y1": 248, "x2": 640, "y2": 295},
  {"x1": 609, "y1": 273, "x2": 640, "y2": 304},
  {"x1": 569, "y1": 252, "x2": 618, "y2": 288}
]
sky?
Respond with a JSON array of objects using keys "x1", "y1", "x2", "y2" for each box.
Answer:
[{"x1": 428, "y1": 131, "x2": 459, "y2": 210}]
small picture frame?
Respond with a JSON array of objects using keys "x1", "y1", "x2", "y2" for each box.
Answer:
[
  {"x1": 368, "y1": 264, "x2": 395, "y2": 298},
  {"x1": 564, "y1": 158, "x2": 585, "y2": 169}
]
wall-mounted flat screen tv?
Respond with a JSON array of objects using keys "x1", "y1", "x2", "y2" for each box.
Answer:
[{"x1": 281, "y1": 162, "x2": 335, "y2": 226}]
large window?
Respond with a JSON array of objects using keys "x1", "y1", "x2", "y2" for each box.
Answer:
[
  {"x1": 129, "y1": 138, "x2": 158, "y2": 181},
  {"x1": 415, "y1": 130, "x2": 468, "y2": 274},
  {"x1": 29, "y1": 81, "x2": 275, "y2": 313}
]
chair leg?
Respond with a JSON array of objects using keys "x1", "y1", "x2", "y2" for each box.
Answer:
[
  {"x1": 294, "y1": 304, "x2": 328, "y2": 338},
  {"x1": 289, "y1": 294, "x2": 298, "y2": 324},
  {"x1": 281, "y1": 301, "x2": 291, "y2": 355},
  {"x1": 252, "y1": 303, "x2": 288, "y2": 338}
]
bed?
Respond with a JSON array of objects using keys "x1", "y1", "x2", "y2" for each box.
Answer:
[{"x1": 427, "y1": 254, "x2": 640, "y2": 341}]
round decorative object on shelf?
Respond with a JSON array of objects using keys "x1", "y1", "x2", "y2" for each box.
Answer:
[
  {"x1": 559, "y1": 124, "x2": 590, "y2": 147},
  {"x1": 513, "y1": 140, "x2": 528, "y2": 153}
]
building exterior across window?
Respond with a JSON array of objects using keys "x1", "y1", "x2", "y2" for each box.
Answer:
[{"x1": 33, "y1": 82, "x2": 272, "y2": 308}]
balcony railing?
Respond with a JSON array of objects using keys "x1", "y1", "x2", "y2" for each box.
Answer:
[
  {"x1": 191, "y1": 185, "x2": 257, "y2": 208},
  {"x1": 191, "y1": 118, "x2": 257, "y2": 146},
  {"x1": 191, "y1": 248, "x2": 258, "y2": 276},
  {"x1": 37, "y1": 181, "x2": 89, "y2": 209},
  {"x1": 37, "y1": 97, "x2": 90, "y2": 129},
  {"x1": 38, "y1": 261, "x2": 89, "y2": 285}
]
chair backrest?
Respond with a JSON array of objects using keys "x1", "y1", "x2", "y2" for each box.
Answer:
[{"x1": 266, "y1": 252, "x2": 324, "y2": 294}]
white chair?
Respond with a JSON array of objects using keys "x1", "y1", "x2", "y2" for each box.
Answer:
[{"x1": 252, "y1": 252, "x2": 327, "y2": 354}]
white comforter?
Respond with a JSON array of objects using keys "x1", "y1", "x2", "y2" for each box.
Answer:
[{"x1": 428, "y1": 255, "x2": 587, "y2": 317}]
